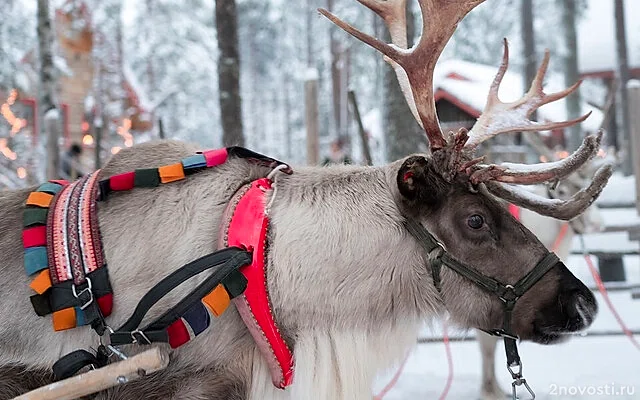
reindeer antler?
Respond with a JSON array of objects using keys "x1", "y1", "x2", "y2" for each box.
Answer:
[
  {"x1": 319, "y1": 0, "x2": 485, "y2": 150},
  {"x1": 483, "y1": 163, "x2": 613, "y2": 221},
  {"x1": 349, "y1": 0, "x2": 422, "y2": 127},
  {"x1": 465, "y1": 40, "x2": 590, "y2": 150},
  {"x1": 469, "y1": 131, "x2": 604, "y2": 185},
  {"x1": 322, "y1": 1, "x2": 612, "y2": 220},
  {"x1": 461, "y1": 39, "x2": 613, "y2": 216}
]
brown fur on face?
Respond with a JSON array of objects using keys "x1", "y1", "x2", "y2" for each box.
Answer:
[{"x1": 395, "y1": 154, "x2": 597, "y2": 343}]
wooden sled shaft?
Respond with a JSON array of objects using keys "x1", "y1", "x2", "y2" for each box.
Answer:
[{"x1": 13, "y1": 348, "x2": 170, "y2": 400}]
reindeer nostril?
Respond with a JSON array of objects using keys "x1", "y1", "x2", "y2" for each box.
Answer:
[{"x1": 570, "y1": 292, "x2": 598, "y2": 329}]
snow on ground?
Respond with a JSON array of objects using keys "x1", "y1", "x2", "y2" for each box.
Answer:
[
  {"x1": 597, "y1": 174, "x2": 637, "y2": 208},
  {"x1": 375, "y1": 290, "x2": 640, "y2": 400},
  {"x1": 375, "y1": 335, "x2": 639, "y2": 400}
]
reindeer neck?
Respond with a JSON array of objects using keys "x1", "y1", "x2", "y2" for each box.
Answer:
[{"x1": 265, "y1": 164, "x2": 442, "y2": 332}]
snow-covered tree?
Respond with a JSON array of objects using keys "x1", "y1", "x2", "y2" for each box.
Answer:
[{"x1": 124, "y1": 0, "x2": 219, "y2": 148}]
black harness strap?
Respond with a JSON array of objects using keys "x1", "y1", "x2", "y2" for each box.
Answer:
[
  {"x1": 116, "y1": 247, "x2": 247, "y2": 332},
  {"x1": 53, "y1": 247, "x2": 252, "y2": 380},
  {"x1": 109, "y1": 247, "x2": 251, "y2": 346},
  {"x1": 52, "y1": 348, "x2": 109, "y2": 381},
  {"x1": 30, "y1": 267, "x2": 113, "y2": 316}
]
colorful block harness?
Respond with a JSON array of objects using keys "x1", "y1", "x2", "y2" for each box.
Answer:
[
  {"x1": 25, "y1": 173, "x2": 113, "y2": 333},
  {"x1": 22, "y1": 147, "x2": 296, "y2": 388}
]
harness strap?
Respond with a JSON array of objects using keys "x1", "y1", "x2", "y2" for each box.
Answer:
[
  {"x1": 109, "y1": 247, "x2": 252, "y2": 348},
  {"x1": 511, "y1": 252, "x2": 559, "y2": 296},
  {"x1": 405, "y1": 219, "x2": 559, "y2": 302},
  {"x1": 30, "y1": 267, "x2": 112, "y2": 316},
  {"x1": 23, "y1": 173, "x2": 112, "y2": 333},
  {"x1": 223, "y1": 178, "x2": 295, "y2": 389},
  {"x1": 52, "y1": 348, "x2": 109, "y2": 381},
  {"x1": 117, "y1": 248, "x2": 247, "y2": 331},
  {"x1": 406, "y1": 220, "x2": 504, "y2": 294},
  {"x1": 97, "y1": 146, "x2": 292, "y2": 201},
  {"x1": 25, "y1": 147, "x2": 293, "y2": 382}
]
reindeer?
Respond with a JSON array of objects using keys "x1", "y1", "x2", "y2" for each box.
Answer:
[{"x1": 0, "y1": 1, "x2": 613, "y2": 399}]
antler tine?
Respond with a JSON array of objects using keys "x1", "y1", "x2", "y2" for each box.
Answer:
[
  {"x1": 355, "y1": 0, "x2": 408, "y2": 47},
  {"x1": 321, "y1": 0, "x2": 487, "y2": 151},
  {"x1": 530, "y1": 50, "x2": 585, "y2": 107},
  {"x1": 318, "y1": 9, "x2": 405, "y2": 63},
  {"x1": 483, "y1": 162, "x2": 614, "y2": 220},
  {"x1": 351, "y1": 0, "x2": 424, "y2": 127},
  {"x1": 465, "y1": 41, "x2": 590, "y2": 150},
  {"x1": 485, "y1": 38, "x2": 510, "y2": 110},
  {"x1": 471, "y1": 131, "x2": 603, "y2": 185}
]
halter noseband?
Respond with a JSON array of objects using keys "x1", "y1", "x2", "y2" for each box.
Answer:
[{"x1": 405, "y1": 219, "x2": 560, "y2": 400}]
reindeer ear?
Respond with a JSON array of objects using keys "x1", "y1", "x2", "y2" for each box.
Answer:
[{"x1": 397, "y1": 156, "x2": 445, "y2": 204}]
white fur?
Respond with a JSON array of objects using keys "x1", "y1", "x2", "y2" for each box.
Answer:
[{"x1": 249, "y1": 322, "x2": 422, "y2": 400}]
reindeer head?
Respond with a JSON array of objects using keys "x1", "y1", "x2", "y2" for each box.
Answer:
[{"x1": 320, "y1": 0, "x2": 612, "y2": 344}]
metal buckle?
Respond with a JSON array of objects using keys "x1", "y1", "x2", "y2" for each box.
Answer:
[
  {"x1": 131, "y1": 330, "x2": 151, "y2": 345},
  {"x1": 72, "y1": 277, "x2": 94, "y2": 310},
  {"x1": 494, "y1": 329, "x2": 520, "y2": 340},
  {"x1": 499, "y1": 284, "x2": 519, "y2": 303},
  {"x1": 508, "y1": 361, "x2": 535, "y2": 400}
]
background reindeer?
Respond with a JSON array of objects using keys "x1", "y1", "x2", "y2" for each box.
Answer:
[{"x1": 0, "y1": 1, "x2": 612, "y2": 399}]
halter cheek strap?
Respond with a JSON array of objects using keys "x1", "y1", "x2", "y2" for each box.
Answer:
[{"x1": 404, "y1": 219, "x2": 559, "y2": 400}]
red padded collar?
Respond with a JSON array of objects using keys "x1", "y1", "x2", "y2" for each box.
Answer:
[{"x1": 226, "y1": 178, "x2": 294, "y2": 388}]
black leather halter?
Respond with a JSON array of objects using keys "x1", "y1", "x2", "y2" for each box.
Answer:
[{"x1": 405, "y1": 219, "x2": 560, "y2": 400}]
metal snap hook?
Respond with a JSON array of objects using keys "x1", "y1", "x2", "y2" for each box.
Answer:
[
  {"x1": 98, "y1": 325, "x2": 115, "y2": 347},
  {"x1": 512, "y1": 378, "x2": 535, "y2": 400},
  {"x1": 508, "y1": 361, "x2": 535, "y2": 400},
  {"x1": 507, "y1": 360, "x2": 523, "y2": 379}
]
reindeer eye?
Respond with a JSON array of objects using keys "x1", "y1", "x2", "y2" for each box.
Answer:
[{"x1": 467, "y1": 214, "x2": 484, "y2": 229}]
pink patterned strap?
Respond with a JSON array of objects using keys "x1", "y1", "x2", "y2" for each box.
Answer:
[{"x1": 48, "y1": 171, "x2": 106, "y2": 284}]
